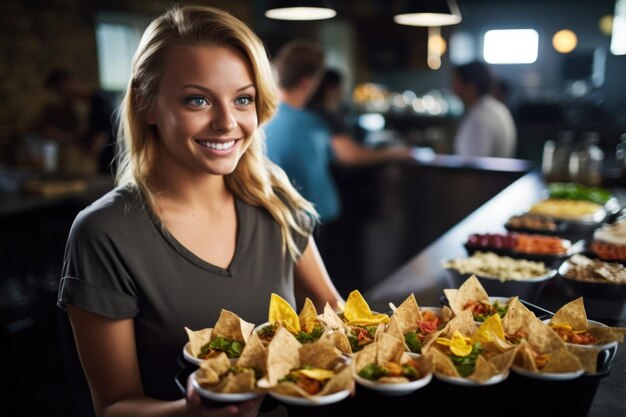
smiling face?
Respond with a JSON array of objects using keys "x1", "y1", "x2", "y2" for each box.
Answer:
[{"x1": 148, "y1": 45, "x2": 258, "y2": 178}]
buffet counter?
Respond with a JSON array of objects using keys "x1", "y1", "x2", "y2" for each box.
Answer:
[{"x1": 364, "y1": 169, "x2": 625, "y2": 417}]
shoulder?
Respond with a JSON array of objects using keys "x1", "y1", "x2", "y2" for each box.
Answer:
[{"x1": 70, "y1": 185, "x2": 146, "y2": 240}]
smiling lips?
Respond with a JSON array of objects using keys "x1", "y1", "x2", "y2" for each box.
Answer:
[{"x1": 195, "y1": 139, "x2": 236, "y2": 151}]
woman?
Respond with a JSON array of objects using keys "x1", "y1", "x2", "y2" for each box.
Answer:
[{"x1": 57, "y1": 5, "x2": 342, "y2": 417}]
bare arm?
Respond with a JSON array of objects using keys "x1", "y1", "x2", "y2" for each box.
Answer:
[
  {"x1": 66, "y1": 305, "x2": 260, "y2": 417},
  {"x1": 331, "y1": 134, "x2": 412, "y2": 166},
  {"x1": 293, "y1": 236, "x2": 344, "y2": 312}
]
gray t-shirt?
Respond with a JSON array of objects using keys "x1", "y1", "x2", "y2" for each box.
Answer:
[{"x1": 57, "y1": 184, "x2": 312, "y2": 400}]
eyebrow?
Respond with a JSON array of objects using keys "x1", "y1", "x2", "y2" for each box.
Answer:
[{"x1": 179, "y1": 83, "x2": 255, "y2": 93}]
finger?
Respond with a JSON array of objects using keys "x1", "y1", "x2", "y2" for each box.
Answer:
[{"x1": 186, "y1": 375, "x2": 202, "y2": 408}]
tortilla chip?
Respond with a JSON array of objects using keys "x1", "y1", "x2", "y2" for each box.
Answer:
[
  {"x1": 515, "y1": 342, "x2": 539, "y2": 372},
  {"x1": 353, "y1": 342, "x2": 377, "y2": 373},
  {"x1": 468, "y1": 355, "x2": 499, "y2": 383},
  {"x1": 344, "y1": 290, "x2": 389, "y2": 325},
  {"x1": 299, "y1": 339, "x2": 342, "y2": 370},
  {"x1": 376, "y1": 333, "x2": 405, "y2": 365},
  {"x1": 298, "y1": 298, "x2": 319, "y2": 333},
  {"x1": 212, "y1": 309, "x2": 254, "y2": 343},
  {"x1": 386, "y1": 316, "x2": 405, "y2": 342},
  {"x1": 588, "y1": 324, "x2": 626, "y2": 344},
  {"x1": 391, "y1": 293, "x2": 422, "y2": 334},
  {"x1": 489, "y1": 347, "x2": 518, "y2": 373},
  {"x1": 551, "y1": 297, "x2": 588, "y2": 331},
  {"x1": 441, "y1": 309, "x2": 477, "y2": 339},
  {"x1": 236, "y1": 332, "x2": 267, "y2": 374},
  {"x1": 318, "y1": 365, "x2": 353, "y2": 395},
  {"x1": 567, "y1": 345, "x2": 600, "y2": 373},
  {"x1": 269, "y1": 293, "x2": 300, "y2": 334},
  {"x1": 427, "y1": 348, "x2": 460, "y2": 377},
  {"x1": 184, "y1": 326, "x2": 212, "y2": 357},
  {"x1": 442, "y1": 305, "x2": 454, "y2": 323},
  {"x1": 542, "y1": 348, "x2": 583, "y2": 373},
  {"x1": 196, "y1": 352, "x2": 231, "y2": 386},
  {"x1": 446, "y1": 275, "x2": 490, "y2": 315},
  {"x1": 320, "y1": 303, "x2": 345, "y2": 330},
  {"x1": 503, "y1": 298, "x2": 565, "y2": 353},
  {"x1": 216, "y1": 369, "x2": 257, "y2": 393},
  {"x1": 473, "y1": 314, "x2": 506, "y2": 345},
  {"x1": 266, "y1": 327, "x2": 301, "y2": 386},
  {"x1": 320, "y1": 328, "x2": 352, "y2": 355}
]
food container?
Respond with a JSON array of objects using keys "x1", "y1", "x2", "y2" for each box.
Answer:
[
  {"x1": 444, "y1": 257, "x2": 557, "y2": 302},
  {"x1": 504, "y1": 213, "x2": 567, "y2": 236}
]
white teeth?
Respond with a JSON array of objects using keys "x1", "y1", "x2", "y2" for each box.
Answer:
[{"x1": 197, "y1": 140, "x2": 235, "y2": 150}]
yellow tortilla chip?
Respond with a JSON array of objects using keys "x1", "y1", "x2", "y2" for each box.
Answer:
[
  {"x1": 473, "y1": 314, "x2": 506, "y2": 345},
  {"x1": 269, "y1": 293, "x2": 300, "y2": 334},
  {"x1": 343, "y1": 290, "x2": 389, "y2": 325},
  {"x1": 184, "y1": 326, "x2": 212, "y2": 357},
  {"x1": 551, "y1": 297, "x2": 588, "y2": 331},
  {"x1": 298, "y1": 298, "x2": 319, "y2": 333},
  {"x1": 212, "y1": 309, "x2": 254, "y2": 343},
  {"x1": 266, "y1": 327, "x2": 301, "y2": 386}
]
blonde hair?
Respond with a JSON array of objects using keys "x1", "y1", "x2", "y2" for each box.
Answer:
[{"x1": 115, "y1": 5, "x2": 317, "y2": 259}]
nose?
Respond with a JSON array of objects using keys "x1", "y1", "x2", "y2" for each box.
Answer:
[{"x1": 210, "y1": 102, "x2": 237, "y2": 133}]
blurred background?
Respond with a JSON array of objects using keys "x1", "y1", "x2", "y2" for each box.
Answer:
[{"x1": 0, "y1": 0, "x2": 625, "y2": 416}]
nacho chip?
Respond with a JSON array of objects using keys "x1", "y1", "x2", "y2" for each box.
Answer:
[
  {"x1": 298, "y1": 298, "x2": 319, "y2": 333},
  {"x1": 343, "y1": 290, "x2": 389, "y2": 326},
  {"x1": 427, "y1": 348, "x2": 460, "y2": 377},
  {"x1": 196, "y1": 352, "x2": 231, "y2": 386},
  {"x1": 299, "y1": 339, "x2": 342, "y2": 370},
  {"x1": 441, "y1": 309, "x2": 477, "y2": 339},
  {"x1": 468, "y1": 355, "x2": 499, "y2": 383},
  {"x1": 541, "y1": 347, "x2": 583, "y2": 373},
  {"x1": 320, "y1": 303, "x2": 345, "y2": 330},
  {"x1": 269, "y1": 293, "x2": 300, "y2": 334},
  {"x1": 236, "y1": 331, "x2": 267, "y2": 374},
  {"x1": 391, "y1": 293, "x2": 422, "y2": 334},
  {"x1": 567, "y1": 345, "x2": 600, "y2": 373},
  {"x1": 216, "y1": 369, "x2": 257, "y2": 393},
  {"x1": 320, "y1": 328, "x2": 352, "y2": 355},
  {"x1": 551, "y1": 297, "x2": 588, "y2": 331},
  {"x1": 353, "y1": 342, "x2": 378, "y2": 373},
  {"x1": 587, "y1": 323, "x2": 626, "y2": 344},
  {"x1": 212, "y1": 309, "x2": 254, "y2": 344},
  {"x1": 503, "y1": 298, "x2": 565, "y2": 353},
  {"x1": 473, "y1": 314, "x2": 506, "y2": 345},
  {"x1": 375, "y1": 333, "x2": 405, "y2": 365},
  {"x1": 184, "y1": 326, "x2": 212, "y2": 357},
  {"x1": 446, "y1": 275, "x2": 490, "y2": 315},
  {"x1": 386, "y1": 316, "x2": 405, "y2": 342},
  {"x1": 266, "y1": 327, "x2": 301, "y2": 386}
]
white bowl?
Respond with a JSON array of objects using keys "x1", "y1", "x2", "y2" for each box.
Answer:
[
  {"x1": 183, "y1": 342, "x2": 203, "y2": 366},
  {"x1": 269, "y1": 389, "x2": 351, "y2": 406},
  {"x1": 541, "y1": 318, "x2": 619, "y2": 351},
  {"x1": 191, "y1": 370, "x2": 261, "y2": 402},
  {"x1": 353, "y1": 371, "x2": 432, "y2": 396},
  {"x1": 434, "y1": 370, "x2": 509, "y2": 386},
  {"x1": 511, "y1": 365, "x2": 584, "y2": 381}
]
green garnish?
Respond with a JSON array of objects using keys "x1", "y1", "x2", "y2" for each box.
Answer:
[
  {"x1": 358, "y1": 364, "x2": 388, "y2": 381},
  {"x1": 405, "y1": 331, "x2": 422, "y2": 353},
  {"x1": 295, "y1": 325, "x2": 325, "y2": 344},
  {"x1": 207, "y1": 336, "x2": 244, "y2": 358},
  {"x1": 449, "y1": 343, "x2": 483, "y2": 377}
]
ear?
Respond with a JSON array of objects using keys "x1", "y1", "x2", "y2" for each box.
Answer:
[{"x1": 145, "y1": 108, "x2": 157, "y2": 125}]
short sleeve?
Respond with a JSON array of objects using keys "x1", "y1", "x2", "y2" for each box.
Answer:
[
  {"x1": 293, "y1": 208, "x2": 316, "y2": 256},
  {"x1": 57, "y1": 208, "x2": 139, "y2": 319}
]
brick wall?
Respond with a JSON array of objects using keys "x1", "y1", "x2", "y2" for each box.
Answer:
[{"x1": 0, "y1": 0, "x2": 253, "y2": 163}]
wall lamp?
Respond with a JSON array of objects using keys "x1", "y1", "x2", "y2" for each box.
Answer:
[
  {"x1": 265, "y1": 0, "x2": 337, "y2": 21},
  {"x1": 394, "y1": 0, "x2": 462, "y2": 27}
]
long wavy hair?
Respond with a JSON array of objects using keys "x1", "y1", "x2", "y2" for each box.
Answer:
[{"x1": 115, "y1": 5, "x2": 317, "y2": 259}]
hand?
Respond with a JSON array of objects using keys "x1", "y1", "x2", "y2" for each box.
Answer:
[{"x1": 185, "y1": 374, "x2": 263, "y2": 417}]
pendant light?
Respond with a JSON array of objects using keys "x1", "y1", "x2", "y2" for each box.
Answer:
[
  {"x1": 394, "y1": 0, "x2": 462, "y2": 27},
  {"x1": 265, "y1": 0, "x2": 337, "y2": 21}
]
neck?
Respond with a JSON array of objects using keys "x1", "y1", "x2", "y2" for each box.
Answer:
[{"x1": 280, "y1": 89, "x2": 309, "y2": 109}]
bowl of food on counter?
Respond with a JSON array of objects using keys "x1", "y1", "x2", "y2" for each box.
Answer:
[
  {"x1": 528, "y1": 198, "x2": 607, "y2": 225},
  {"x1": 504, "y1": 213, "x2": 566, "y2": 236},
  {"x1": 547, "y1": 182, "x2": 621, "y2": 219},
  {"x1": 442, "y1": 251, "x2": 556, "y2": 301},
  {"x1": 464, "y1": 232, "x2": 582, "y2": 268},
  {"x1": 587, "y1": 218, "x2": 626, "y2": 264},
  {"x1": 558, "y1": 254, "x2": 626, "y2": 300}
]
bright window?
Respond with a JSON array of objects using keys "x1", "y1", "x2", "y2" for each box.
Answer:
[{"x1": 483, "y1": 29, "x2": 539, "y2": 64}]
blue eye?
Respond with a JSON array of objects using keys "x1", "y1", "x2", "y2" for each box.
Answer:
[
  {"x1": 184, "y1": 95, "x2": 208, "y2": 107},
  {"x1": 235, "y1": 95, "x2": 254, "y2": 106}
]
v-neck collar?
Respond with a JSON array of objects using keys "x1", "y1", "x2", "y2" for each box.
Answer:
[{"x1": 146, "y1": 195, "x2": 245, "y2": 277}]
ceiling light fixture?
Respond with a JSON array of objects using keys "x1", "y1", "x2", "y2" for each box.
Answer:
[
  {"x1": 265, "y1": 1, "x2": 337, "y2": 21},
  {"x1": 394, "y1": 0, "x2": 462, "y2": 27}
]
